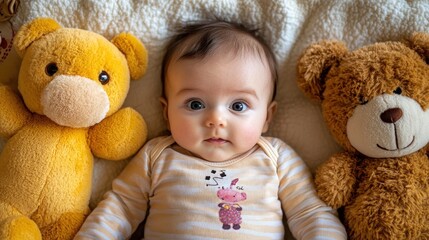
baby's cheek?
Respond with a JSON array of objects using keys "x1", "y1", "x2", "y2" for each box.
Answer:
[
  {"x1": 172, "y1": 125, "x2": 195, "y2": 145},
  {"x1": 240, "y1": 127, "x2": 261, "y2": 146},
  {"x1": 170, "y1": 118, "x2": 197, "y2": 144}
]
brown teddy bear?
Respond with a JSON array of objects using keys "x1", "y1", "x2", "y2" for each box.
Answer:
[{"x1": 296, "y1": 32, "x2": 429, "y2": 239}]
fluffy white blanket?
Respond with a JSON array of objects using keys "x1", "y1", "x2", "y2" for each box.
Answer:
[{"x1": 4, "y1": 0, "x2": 429, "y2": 208}]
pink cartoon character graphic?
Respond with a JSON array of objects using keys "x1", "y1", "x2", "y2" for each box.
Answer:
[{"x1": 217, "y1": 178, "x2": 247, "y2": 230}]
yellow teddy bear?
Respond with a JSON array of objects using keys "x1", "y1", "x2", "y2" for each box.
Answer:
[{"x1": 0, "y1": 18, "x2": 148, "y2": 239}]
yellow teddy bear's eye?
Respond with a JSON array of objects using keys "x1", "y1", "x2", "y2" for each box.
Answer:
[
  {"x1": 98, "y1": 70, "x2": 110, "y2": 85},
  {"x1": 45, "y1": 63, "x2": 58, "y2": 76}
]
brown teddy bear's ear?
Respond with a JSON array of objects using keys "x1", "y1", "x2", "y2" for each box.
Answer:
[
  {"x1": 111, "y1": 33, "x2": 148, "y2": 80},
  {"x1": 297, "y1": 40, "x2": 348, "y2": 102},
  {"x1": 408, "y1": 32, "x2": 429, "y2": 64},
  {"x1": 14, "y1": 18, "x2": 61, "y2": 57}
]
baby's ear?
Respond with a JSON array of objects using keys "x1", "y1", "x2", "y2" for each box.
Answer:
[
  {"x1": 14, "y1": 18, "x2": 61, "y2": 57},
  {"x1": 407, "y1": 32, "x2": 429, "y2": 64},
  {"x1": 112, "y1": 33, "x2": 148, "y2": 80},
  {"x1": 297, "y1": 40, "x2": 348, "y2": 102},
  {"x1": 159, "y1": 97, "x2": 170, "y2": 130},
  {"x1": 262, "y1": 101, "x2": 277, "y2": 133}
]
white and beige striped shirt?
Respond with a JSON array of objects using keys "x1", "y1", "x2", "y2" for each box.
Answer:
[{"x1": 75, "y1": 136, "x2": 346, "y2": 239}]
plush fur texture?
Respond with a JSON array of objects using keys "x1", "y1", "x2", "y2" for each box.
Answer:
[
  {"x1": 0, "y1": 18, "x2": 148, "y2": 240},
  {"x1": 297, "y1": 32, "x2": 429, "y2": 239}
]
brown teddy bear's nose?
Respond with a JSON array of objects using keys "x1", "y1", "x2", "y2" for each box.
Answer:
[{"x1": 380, "y1": 108, "x2": 403, "y2": 123}]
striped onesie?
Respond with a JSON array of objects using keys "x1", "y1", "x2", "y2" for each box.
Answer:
[{"x1": 75, "y1": 136, "x2": 346, "y2": 239}]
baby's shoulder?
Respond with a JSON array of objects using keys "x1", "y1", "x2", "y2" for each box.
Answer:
[
  {"x1": 133, "y1": 135, "x2": 174, "y2": 159},
  {"x1": 259, "y1": 136, "x2": 297, "y2": 154},
  {"x1": 145, "y1": 135, "x2": 174, "y2": 147}
]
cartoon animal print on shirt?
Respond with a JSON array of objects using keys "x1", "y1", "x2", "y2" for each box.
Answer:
[
  {"x1": 217, "y1": 178, "x2": 247, "y2": 230},
  {"x1": 205, "y1": 169, "x2": 227, "y2": 186}
]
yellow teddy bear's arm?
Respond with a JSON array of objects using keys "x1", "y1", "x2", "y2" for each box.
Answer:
[
  {"x1": 0, "y1": 85, "x2": 31, "y2": 138},
  {"x1": 314, "y1": 151, "x2": 358, "y2": 209},
  {"x1": 88, "y1": 107, "x2": 147, "y2": 160}
]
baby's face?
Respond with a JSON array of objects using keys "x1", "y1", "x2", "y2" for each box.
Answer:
[{"x1": 162, "y1": 50, "x2": 276, "y2": 162}]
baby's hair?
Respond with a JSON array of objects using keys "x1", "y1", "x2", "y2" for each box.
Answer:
[{"x1": 161, "y1": 19, "x2": 278, "y2": 100}]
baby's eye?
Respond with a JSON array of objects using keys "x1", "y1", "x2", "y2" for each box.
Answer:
[
  {"x1": 230, "y1": 101, "x2": 248, "y2": 112},
  {"x1": 186, "y1": 99, "x2": 205, "y2": 110}
]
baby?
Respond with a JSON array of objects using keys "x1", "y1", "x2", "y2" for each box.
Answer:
[{"x1": 75, "y1": 20, "x2": 346, "y2": 239}]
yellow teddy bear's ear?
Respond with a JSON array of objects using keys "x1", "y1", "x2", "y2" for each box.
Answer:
[
  {"x1": 14, "y1": 18, "x2": 61, "y2": 57},
  {"x1": 111, "y1": 33, "x2": 148, "y2": 80}
]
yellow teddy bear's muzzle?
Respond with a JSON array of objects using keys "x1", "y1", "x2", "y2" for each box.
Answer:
[{"x1": 41, "y1": 74, "x2": 110, "y2": 128}]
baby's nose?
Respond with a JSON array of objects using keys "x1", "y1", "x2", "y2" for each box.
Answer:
[{"x1": 205, "y1": 109, "x2": 227, "y2": 127}]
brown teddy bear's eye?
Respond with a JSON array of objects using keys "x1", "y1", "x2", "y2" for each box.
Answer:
[
  {"x1": 45, "y1": 63, "x2": 58, "y2": 76},
  {"x1": 393, "y1": 87, "x2": 402, "y2": 95},
  {"x1": 99, "y1": 71, "x2": 110, "y2": 85},
  {"x1": 359, "y1": 95, "x2": 368, "y2": 105}
]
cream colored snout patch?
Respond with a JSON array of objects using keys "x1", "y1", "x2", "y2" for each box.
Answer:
[
  {"x1": 347, "y1": 94, "x2": 429, "y2": 158},
  {"x1": 41, "y1": 75, "x2": 110, "y2": 128}
]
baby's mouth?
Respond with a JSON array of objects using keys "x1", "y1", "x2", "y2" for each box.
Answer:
[{"x1": 205, "y1": 138, "x2": 228, "y2": 144}]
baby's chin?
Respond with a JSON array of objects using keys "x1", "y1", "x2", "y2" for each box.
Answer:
[{"x1": 174, "y1": 139, "x2": 254, "y2": 162}]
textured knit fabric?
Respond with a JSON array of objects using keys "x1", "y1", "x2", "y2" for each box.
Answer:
[
  {"x1": 7, "y1": 1, "x2": 429, "y2": 209},
  {"x1": 75, "y1": 136, "x2": 346, "y2": 239}
]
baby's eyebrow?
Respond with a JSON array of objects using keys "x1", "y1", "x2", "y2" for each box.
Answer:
[
  {"x1": 175, "y1": 88, "x2": 200, "y2": 96},
  {"x1": 235, "y1": 89, "x2": 259, "y2": 100},
  {"x1": 175, "y1": 87, "x2": 259, "y2": 100}
]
